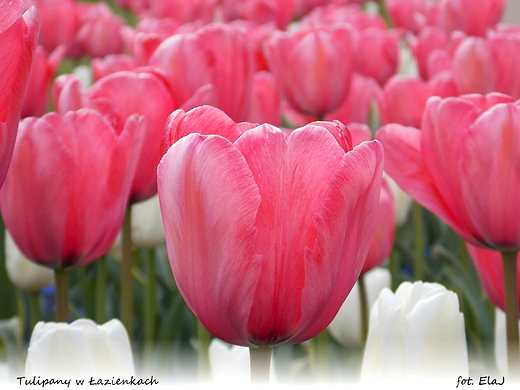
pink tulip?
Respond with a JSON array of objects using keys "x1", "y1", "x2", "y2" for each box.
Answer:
[
  {"x1": 325, "y1": 73, "x2": 383, "y2": 126},
  {"x1": 438, "y1": 0, "x2": 505, "y2": 37},
  {"x1": 28, "y1": 0, "x2": 82, "y2": 58},
  {"x1": 221, "y1": 0, "x2": 297, "y2": 30},
  {"x1": 157, "y1": 107, "x2": 383, "y2": 346},
  {"x1": 228, "y1": 20, "x2": 277, "y2": 72},
  {"x1": 352, "y1": 27, "x2": 400, "y2": 86},
  {"x1": 121, "y1": 18, "x2": 181, "y2": 67},
  {"x1": 348, "y1": 123, "x2": 395, "y2": 273},
  {"x1": 75, "y1": 2, "x2": 126, "y2": 59},
  {"x1": 139, "y1": 0, "x2": 218, "y2": 25},
  {"x1": 363, "y1": 178, "x2": 395, "y2": 273},
  {"x1": 21, "y1": 45, "x2": 65, "y2": 118},
  {"x1": 150, "y1": 23, "x2": 254, "y2": 121},
  {"x1": 408, "y1": 27, "x2": 465, "y2": 80},
  {"x1": 0, "y1": 1, "x2": 39, "y2": 188},
  {"x1": 264, "y1": 26, "x2": 354, "y2": 117},
  {"x1": 91, "y1": 55, "x2": 137, "y2": 81},
  {"x1": 53, "y1": 70, "x2": 176, "y2": 203},
  {"x1": 245, "y1": 71, "x2": 282, "y2": 126},
  {"x1": 385, "y1": 0, "x2": 439, "y2": 34},
  {"x1": 377, "y1": 93, "x2": 520, "y2": 251},
  {"x1": 466, "y1": 244, "x2": 520, "y2": 312},
  {"x1": 162, "y1": 105, "x2": 248, "y2": 153},
  {"x1": 379, "y1": 75, "x2": 433, "y2": 128},
  {"x1": 298, "y1": 3, "x2": 387, "y2": 31},
  {"x1": 0, "y1": 109, "x2": 144, "y2": 268},
  {"x1": 452, "y1": 33, "x2": 520, "y2": 99}
]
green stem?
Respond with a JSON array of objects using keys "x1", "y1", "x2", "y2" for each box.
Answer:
[
  {"x1": 388, "y1": 248, "x2": 399, "y2": 290},
  {"x1": 96, "y1": 256, "x2": 107, "y2": 324},
  {"x1": 501, "y1": 250, "x2": 520, "y2": 380},
  {"x1": 376, "y1": 0, "x2": 393, "y2": 29},
  {"x1": 358, "y1": 272, "x2": 369, "y2": 344},
  {"x1": 121, "y1": 206, "x2": 133, "y2": 339},
  {"x1": 144, "y1": 249, "x2": 155, "y2": 341},
  {"x1": 249, "y1": 346, "x2": 272, "y2": 384},
  {"x1": 29, "y1": 292, "x2": 40, "y2": 331},
  {"x1": 413, "y1": 201, "x2": 425, "y2": 281},
  {"x1": 197, "y1": 319, "x2": 210, "y2": 381},
  {"x1": 54, "y1": 267, "x2": 69, "y2": 323},
  {"x1": 143, "y1": 249, "x2": 156, "y2": 371},
  {"x1": 16, "y1": 290, "x2": 26, "y2": 338},
  {"x1": 310, "y1": 330, "x2": 328, "y2": 381}
]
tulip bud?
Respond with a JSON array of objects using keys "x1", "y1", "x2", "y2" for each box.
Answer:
[
  {"x1": 361, "y1": 281, "x2": 468, "y2": 382},
  {"x1": 5, "y1": 232, "x2": 54, "y2": 293},
  {"x1": 328, "y1": 267, "x2": 391, "y2": 348},
  {"x1": 25, "y1": 318, "x2": 134, "y2": 379}
]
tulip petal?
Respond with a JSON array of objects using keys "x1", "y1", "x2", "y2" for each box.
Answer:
[
  {"x1": 296, "y1": 140, "x2": 384, "y2": 342},
  {"x1": 234, "y1": 124, "x2": 346, "y2": 345},
  {"x1": 459, "y1": 103, "x2": 520, "y2": 249},
  {"x1": 376, "y1": 124, "x2": 457, "y2": 231},
  {"x1": 157, "y1": 133, "x2": 262, "y2": 346}
]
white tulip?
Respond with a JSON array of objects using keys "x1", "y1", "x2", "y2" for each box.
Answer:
[
  {"x1": 494, "y1": 308, "x2": 520, "y2": 377},
  {"x1": 328, "y1": 268, "x2": 391, "y2": 348},
  {"x1": 5, "y1": 232, "x2": 54, "y2": 293},
  {"x1": 361, "y1": 281, "x2": 468, "y2": 382},
  {"x1": 25, "y1": 318, "x2": 134, "y2": 379},
  {"x1": 386, "y1": 175, "x2": 413, "y2": 226},
  {"x1": 131, "y1": 195, "x2": 165, "y2": 249}
]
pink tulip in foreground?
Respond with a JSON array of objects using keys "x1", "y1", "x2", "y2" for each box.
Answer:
[
  {"x1": 0, "y1": 1, "x2": 39, "y2": 188},
  {"x1": 0, "y1": 109, "x2": 143, "y2": 269},
  {"x1": 157, "y1": 107, "x2": 383, "y2": 347}
]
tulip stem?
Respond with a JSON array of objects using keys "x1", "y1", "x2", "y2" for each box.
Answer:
[
  {"x1": 143, "y1": 249, "x2": 156, "y2": 370},
  {"x1": 121, "y1": 206, "x2": 133, "y2": 339},
  {"x1": 249, "y1": 346, "x2": 272, "y2": 384},
  {"x1": 310, "y1": 330, "x2": 329, "y2": 381},
  {"x1": 358, "y1": 272, "x2": 369, "y2": 344},
  {"x1": 54, "y1": 267, "x2": 69, "y2": 323},
  {"x1": 376, "y1": 0, "x2": 393, "y2": 29},
  {"x1": 96, "y1": 256, "x2": 107, "y2": 324},
  {"x1": 501, "y1": 250, "x2": 520, "y2": 381},
  {"x1": 413, "y1": 201, "x2": 425, "y2": 281},
  {"x1": 197, "y1": 319, "x2": 211, "y2": 381},
  {"x1": 29, "y1": 292, "x2": 40, "y2": 331}
]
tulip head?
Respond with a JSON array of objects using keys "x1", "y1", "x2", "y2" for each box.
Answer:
[
  {"x1": 264, "y1": 26, "x2": 354, "y2": 117},
  {"x1": 0, "y1": 109, "x2": 144, "y2": 268},
  {"x1": 157, "y1": 107, "x2": 383, "y2": 347},
  {"x1": 377, "y1": 93, "x2": 520, "y2": 251}
]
